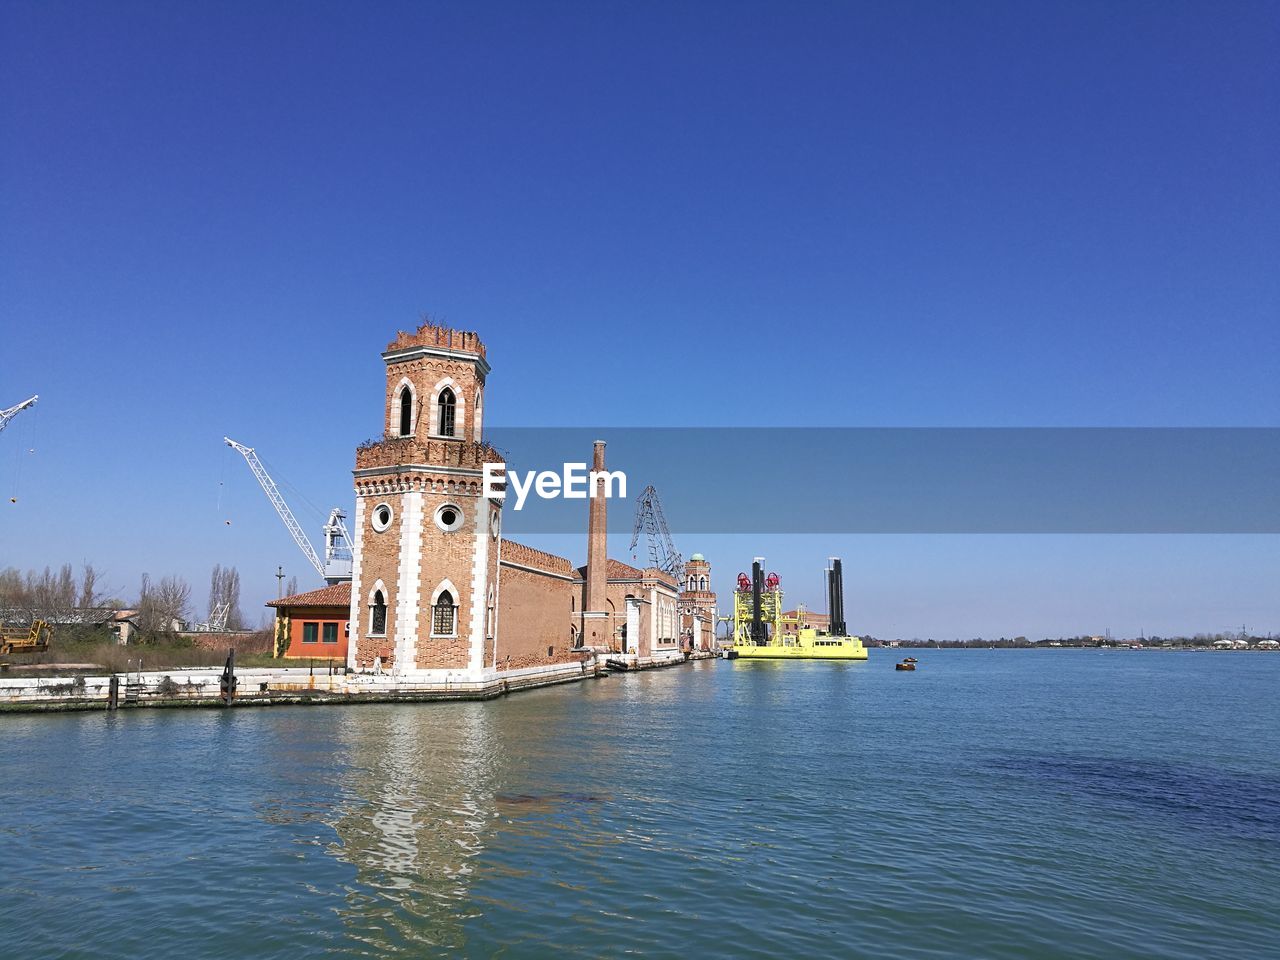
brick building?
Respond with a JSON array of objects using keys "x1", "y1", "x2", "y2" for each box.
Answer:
[
  {"x1": 780, "y1": 607, "x2": 829, "y2": 636},
  {"x1": 576, "y1": 557, "x2": 680, "y2": 659},
  {"x1": 334, "y1": 321, "x2": 683, "y2": 682},
  {"x1": 678, "y1": 554, "x2": 717, "y2": 651}
]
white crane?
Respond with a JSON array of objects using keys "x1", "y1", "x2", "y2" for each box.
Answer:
[
  {"x1": 0, "y1": 395, "x2": 37, "y2": 435},
  {"x1": 224, "y1": 437, "x2": 353, "y2": 584},
  {"x1": 194, "y1": 601, "x2": 231, "y2": 633},
  {"x1": 209, "y1": 601, "x2": 231, "y2": 631}
]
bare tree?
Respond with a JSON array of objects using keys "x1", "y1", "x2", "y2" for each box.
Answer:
[
  {"x1": 286, "y1": 575, "x2": 298, "y2": 598},
  {"x1": 226, "y1": 567, "x2": 243, "y2": 629},
  {"x1": 154, "y1": 576, "x2": 191, "y2": 631},
  {"x1": 208, "y1": 564, "x2": 222, "y2": 623},
  {"x1": 23, "y1": 564, "x2": 77, "y2": 622},
  {"x1": 55, "y1": 564, "x2": 75, "y2": 615},
  {"x1": 136, "y1": 573, "x2": 190, "y2": 637},
  {"x1": 136, "y1": 573, "x2": 157, "y2": 634},
  {"x1": 0, "y1": 562, "x2": 117, "y2": 638},
  {"x1": 0, "y1": 567, "x2": 27, "y2": 621},
  {"x1": 208, "y1": 564, "x2": 245, "y2": 630},
  {"x1": 79, "y1": 563, "x2": 103, "y2": 610}
]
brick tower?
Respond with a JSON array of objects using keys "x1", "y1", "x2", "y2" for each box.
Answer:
[
  {"x1": 347, "y1": 322, "x2": 503, "y2": 677},
  {"x1": 679, "y1": 554, "x2": 717, "y2": 651}
]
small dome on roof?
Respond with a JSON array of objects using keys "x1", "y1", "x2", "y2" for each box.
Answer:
[{"x1": 689, "y1": 553, "x2": 705, "y2": 561}]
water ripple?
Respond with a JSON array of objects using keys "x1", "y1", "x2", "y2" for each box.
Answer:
[{"x1": 1, "y1": 654, "x2": 1278, "y2": 958}]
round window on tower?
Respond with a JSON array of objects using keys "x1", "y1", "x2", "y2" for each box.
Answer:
[
  {"x1": 372, "y1": 503, "x2": 393, "y2": 532},
  {"x1": 435, "y1": 503, "x2": 464, "y2": 533}
]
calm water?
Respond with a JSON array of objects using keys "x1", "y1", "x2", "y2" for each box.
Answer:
[{"x1": 1, "y1": 651, "x2": 1277, "y2": 959}]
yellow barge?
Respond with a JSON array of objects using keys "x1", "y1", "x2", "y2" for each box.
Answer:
[
  {"x1": 730, "y1": 626, "x2": 867, "y2": 660},
  {"x1": 726, "y1": 558, "x2": 867, "y2": 661}
]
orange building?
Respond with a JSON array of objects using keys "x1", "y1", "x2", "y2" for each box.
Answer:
[{"x1": 266, "y1": 582, "x2": 352, "y2": 661}]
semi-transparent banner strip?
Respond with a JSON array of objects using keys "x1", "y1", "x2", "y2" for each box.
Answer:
[{"x1": 467, "y1": 428, "x2": 1280, "y2": 535}]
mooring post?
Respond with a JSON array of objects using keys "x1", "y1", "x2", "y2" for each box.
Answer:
[
  {"x1": 220, "y1": 647, "x2": 236, "y2": 705},
  {"x1": 107, "y1": 674, "x2": 119, "y2": 711}
]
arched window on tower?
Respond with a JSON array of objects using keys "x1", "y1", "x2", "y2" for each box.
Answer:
[
  {"x1": 438, "y1": 388, "x2": 456, "y2": 437},
  {"x1": 370, "y1": 590, "x2": 387, "y2": 636},
  {"x1": 432, "y1": 590, "x2": 456, "y2": 636},
  {"x1": 398, "y1": 386, "x2": 413, "y2": 437}
]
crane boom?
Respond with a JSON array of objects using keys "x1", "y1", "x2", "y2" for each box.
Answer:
[
  {"x1": 629, "y1": 484, "x2": 686, "y2": 587},
  {"x1": 0, "y1": 395, "x2": 38, "y2": 435},
  {"x1": 224, "y1": 437, "x2": 326, "y2": 579}
]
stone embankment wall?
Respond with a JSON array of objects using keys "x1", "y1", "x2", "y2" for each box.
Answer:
[
  {"x1": 0, "y1": 659, "x2": 600, "y2": 712},
  {"x1": 0, "y1": 648, "x2": 706, "y2": 713}
]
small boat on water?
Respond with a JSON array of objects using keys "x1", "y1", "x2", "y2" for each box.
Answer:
[{"x1": 895, "y1": 659, "x2": 916, "y2": 671}]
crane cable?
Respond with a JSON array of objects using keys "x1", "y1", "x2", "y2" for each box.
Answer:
[
  {"x1": 262, "y1": 453, "x2": 329, "y2": 526},
  {"x1": 7, "y1": 400, "x2": 38, "y2": 505},
  {"x1": 217, "y1": 442, "x2": 229, "y2": 523}
]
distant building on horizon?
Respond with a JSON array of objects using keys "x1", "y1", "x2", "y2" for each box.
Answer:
[{"x1": 781, "y1": 607, "x2": 829, "y2": 637}]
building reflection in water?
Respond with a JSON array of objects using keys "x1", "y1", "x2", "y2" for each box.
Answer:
[
  {"x1": 252, "y1": 688, "x2": 631, "y2": 957},
  {"x1": 325, "y1": 703, "x2": 501, "y2": 955}
]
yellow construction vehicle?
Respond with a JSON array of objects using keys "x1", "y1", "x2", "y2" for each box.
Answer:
[{"x1": 0, "y1": 619, "x2": 52, "y2": 655}]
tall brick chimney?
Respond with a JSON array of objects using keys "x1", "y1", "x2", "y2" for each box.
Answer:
[{"x1": 582, "y1": 440, "x2": 609, "y2": 649}]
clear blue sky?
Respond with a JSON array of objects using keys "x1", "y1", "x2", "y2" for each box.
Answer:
[{"x1": 2, "y1": 1, "x2": 1276, "y2": 637}]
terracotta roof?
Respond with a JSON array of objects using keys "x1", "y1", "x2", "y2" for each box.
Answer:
[
  {"x1": 500, "y1": 540, "x2": 576, "y2": 577},
  {"x1": 575, "y1": 559, "x2": 637, "y2": 580},
  {"x1": 266, "y1": 582, "x2": 352, "y2": 609},
  {"x1": 610, "y1": 559, "x2": 646, "y2": 578}
]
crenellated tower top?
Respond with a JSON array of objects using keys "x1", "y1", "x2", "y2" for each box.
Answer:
[
  {"x1": 385, "y1": 321, "x2": 487, "y2": 360},
  {"x1": 378, "y1": 319, "x2": 490, "y2": 446}
]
